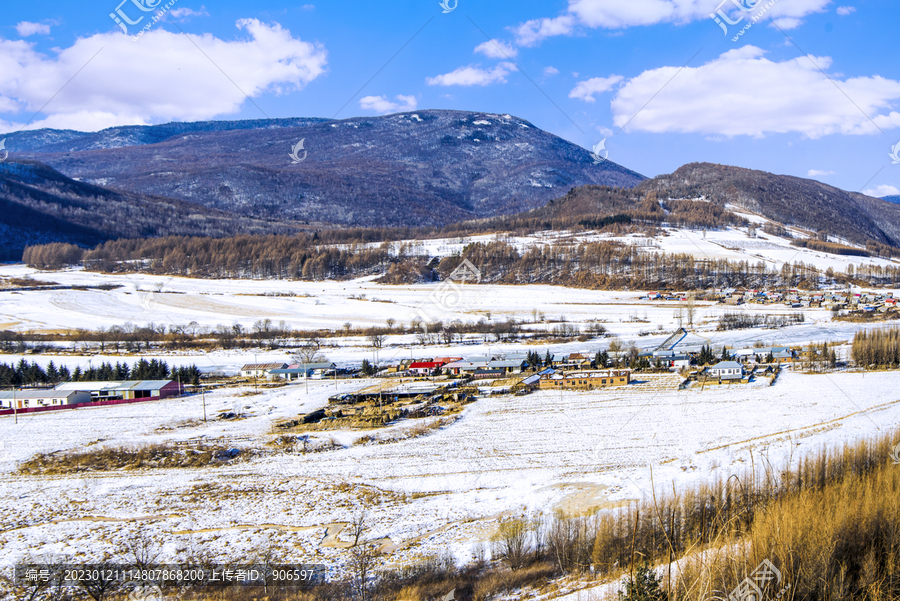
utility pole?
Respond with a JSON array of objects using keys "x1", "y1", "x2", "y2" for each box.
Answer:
[
  {"x1": 202, "y1": 385, "x2": 207, "y2": 422},
  {"x1": 254, "y1": 353, "x2": 258, "y2": 394},
  {"x1": 13, "y1": 386, "x2": 17, "y2": 424}
]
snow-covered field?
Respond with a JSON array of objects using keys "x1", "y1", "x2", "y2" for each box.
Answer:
[
  {"x1": 1, "y1": 219, "x2": 899, "y2": 592},
  {"x1": 1, "y1": 369, "x2": 898, "y2": 578}
]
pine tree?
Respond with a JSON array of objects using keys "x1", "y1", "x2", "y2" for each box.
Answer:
[
  {"x1": 46, "y1": 361, "x2": 59, "y2": 383},
  {"x1": 618, "y1": 563, "x2": 668, "y2": 601}
]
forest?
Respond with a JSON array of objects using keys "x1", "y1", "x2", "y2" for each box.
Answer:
[
  {"x1": 851, "y1": 327, "x2": 900, "y2": 368},
  {"x1": 22, "y1": 235, "x2": 900, "y2": 291},
  {"x1": 0, "y1": 358, "x2": 201, "y2": 386}
]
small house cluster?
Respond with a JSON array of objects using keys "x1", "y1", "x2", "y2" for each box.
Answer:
[
  {"x1": 641, "y1": 288, "x2": 897, "y2": 313},
  {"x1": 0, "y1": 379, "x2": 184, "y2": 411}
]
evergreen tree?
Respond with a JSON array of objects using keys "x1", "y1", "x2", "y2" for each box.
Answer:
[
  {"x1": 46, "y1": 361, "x2": 59, "y2": 383},
  {"x1": 617, "y1": 563, "x2": 668, "y2": 601}
]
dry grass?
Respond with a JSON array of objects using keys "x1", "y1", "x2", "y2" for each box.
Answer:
[{"x1": 18, "y1": 443, "x2": 248, "y2": 474}]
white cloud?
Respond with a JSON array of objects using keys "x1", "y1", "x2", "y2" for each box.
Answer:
[
  {"x1": 359, "y1": 94, "x2": 417, "y2": 114},
  {"x1": 807, "y1": 169, "x2": 835, "y2": 177},
  {"x1": 0, "y1": 20, "x2": 327, "y2": 133},
  {"x1": 543, "y1": 66, "x2": 560, "y2": 77},
  {"x1": 513, "y1": 15, "x2": 576, "y2": 47},
  {"x1": 15, "y1": 22, "x2": 51, "y2": 37},
  {"x1": 609, "y1": 46, "x2": 900, "y2": 138},
  {"x1": 836, "y1": 6, "x2": 856, "y2": 15},
  {"x1": 512, "y1": 0, "x2": 830, "y2": 45},
  {"x1": 863, "y1": 185, "x2": 900, "y2": 198},
  {"x1": 569, "y1": 75, "x2": 624, "y2": 102},
  {"x1": 474, "y1": 39, "x2": 518, "y2": 59},
  {"x1": 426, "y1": 62, "x2": 517, "y2": 86},
  {"x1": 169, "y1": 6, "x2": 210, "y2": 19}
]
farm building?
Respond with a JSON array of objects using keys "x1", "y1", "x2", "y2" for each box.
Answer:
[
  {"x1": 487, "y1": 359, "x2": 529, "y2": 374},
  {"x1": 0, "y1": 390, "x2": 91, "y2": 410},
  {"x1": 707, "y1": 361, "x2": 744, "y2": 381},
  {"x1": 270, "y1": 362, "x2": 336, "y2": 381},
  {"x1": 539, "y1": 370, "x2": 631, "y2": 390},
  {"x1": 408, "y1": 361, "x2": 446, "y2": 375},
  {"x1": 239, "y1": 363, "x2": 288, "y2": 378},
  {"x1": 443, "y1": 360, "x2": 489, "y2": 375},
  {"x1": 55, "y1": 380, "x2": 184, "y2": 401}
]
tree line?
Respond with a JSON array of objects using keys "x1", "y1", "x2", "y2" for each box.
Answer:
[
  {"x1": 0, "y1": 358, "x2": 200, "y2": 387},
  {"x1": 851, "y1": 327, "x2": 900, "y2": 368}
]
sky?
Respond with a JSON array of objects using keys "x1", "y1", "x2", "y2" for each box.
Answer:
[{"x1": 1, "y1": 0, "x2": 899, "y2": 197}]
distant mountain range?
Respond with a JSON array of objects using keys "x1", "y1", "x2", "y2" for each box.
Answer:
[
  {"x1": 0, "y1": 160, "x2": 298, "y2": 260},
  {"x1": 882, "y1": 195, "x2": 900, "y2": 205},
  {"x1": 2, "y1": 112, "x2": 899, "y2": 259},
  {"x1": 9, "y1": 110, "x2": 645, "y2": 229}
]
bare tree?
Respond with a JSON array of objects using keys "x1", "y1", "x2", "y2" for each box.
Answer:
[
  {"x1": 367, "y1": 330, "x2": 386, "y2": 349},
  {"x1": 125, "y1": 525, "x2": 160, "y2": 569},
  {"x1": 685, "y1": 292, "x2": 696, "y2": 329},
  {"x1": 347, "y1": 512, "x2": 377, "y2": 601},
  {"x1": 493, "y1": 518, "x2": 530, "y2": 570}
]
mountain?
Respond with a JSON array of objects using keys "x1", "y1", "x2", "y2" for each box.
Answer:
[
  {"x1": 883, "y1": 195, "x2": 900, "y2": 205},
  {"x1": 2, "y1": 117, "x2": 328, "y2": 153},
  {"x1": 13, "y1": 111, "x2": 646, "y2": 228},
  {"x1": 639, "y1": 163, "x2": 900, "y2": 246},
  {"x1": 521, "y1": 162, "x2": 900, "y2": 248},
  {"x1": 0, "y1": 160, "x2": 299, "y2": 260}
]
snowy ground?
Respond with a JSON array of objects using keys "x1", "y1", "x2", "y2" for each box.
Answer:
[
  {"x1": 1, "y1": 368, "x2": 898, "y2": 582},
  {"x1": 1, "y1": 219, "x2": 899, "y2": 592}
]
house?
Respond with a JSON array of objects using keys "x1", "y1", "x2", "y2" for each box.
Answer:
[
  {"x1": 539, "y1": 369, "x2": 631, "y2": 390},
  {"x1": 240, "y1": 363, "x2": 287, "y2": 379},
  {"x1": 433, "y1": 357, "x2": 463, "y2": 365},
  {"x1": 443, "y1": 360, "x2": 489, "y2": 375},
  {"x1": 55, "y1": 380, "x2": 184, "y2": 401},
  {"x1": 472, "y1": 368, "x2": 505, "y2": 379},
  {"x1": 707, "y1": 361, "x2": 743, "y2": 381},
  {"x1": 487, "y1": 359, "x2": 529, "y2": 374},
  {"x1": 270, "y1": 362, "x2": 336, "y2": 381},
  {"x1": 409, "y1": 361, "x2": 445, "y2": 375},
  {"x1": 772, "y1": 350, "x2": 794, "y2": 363},
  {"x1": 0, "y1": 390, "x2": 91, "y2": 409}
]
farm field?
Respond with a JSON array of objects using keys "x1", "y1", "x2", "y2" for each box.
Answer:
[
  {"x1": 0, "y1": 222, "x2": 898, "y2": 595},
  {"x1": 1, "y1": 368, "x2": 898, "y2": 581}
]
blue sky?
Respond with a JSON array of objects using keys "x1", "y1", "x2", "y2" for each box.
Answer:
[{"x1": 2, "y1": 0, "x2": 899, "y2": 197}]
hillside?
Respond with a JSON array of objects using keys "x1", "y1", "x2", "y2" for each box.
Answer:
[
  {"x1": 639, "y1": 163, "x2": 900, "y2": 247},
  {"x1": 517, "y1": 163, "x2": 900, "y2": 248},
  {"x1": 15, "y1": 111, "x2": 645, "y2": 228},
  {"x1": 0, "y1": 160, "x2": 299, "y2": 260}
]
